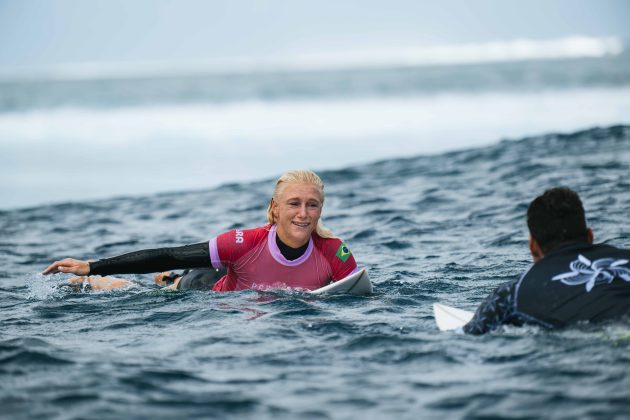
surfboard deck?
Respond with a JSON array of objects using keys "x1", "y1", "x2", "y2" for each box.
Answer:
[
  {"x1": 310, "y1": 268, "x2": 372, "y2": 296},
  {"x1": 433, "y1": 303, "x2": 474, "y2": 331}
]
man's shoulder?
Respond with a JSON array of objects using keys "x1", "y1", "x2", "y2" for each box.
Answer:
[
  {"x1": 592, "y1": 243, "x2": 630, "y2": 253},
  {"x1": 549, "y1": 242, "x2": 630, "y2": 261}
]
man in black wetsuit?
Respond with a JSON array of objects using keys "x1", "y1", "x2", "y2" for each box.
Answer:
[{"x1": 463, "y1": 187, "x2": 630, "y2": 335}]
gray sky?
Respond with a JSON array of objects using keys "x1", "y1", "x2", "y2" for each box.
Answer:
[{"x1": 0, "y1": 0, "x2": 629, "y2": 67}]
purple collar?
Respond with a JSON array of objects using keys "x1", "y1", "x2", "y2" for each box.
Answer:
[{"x1": 268, "y1": 224, "x2": 314, "y2": 266}]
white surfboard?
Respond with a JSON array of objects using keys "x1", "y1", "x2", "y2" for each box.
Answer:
[
  {"x1": 310, "y1": 268, "x2": 372, "y2": 296},
  {"x1": 433, "y1": 303, "x2": 474, "y2": 331}
]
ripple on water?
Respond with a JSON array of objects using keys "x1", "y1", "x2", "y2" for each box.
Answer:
[{"x1": 2, "y1": 125, "x2": 630, "y2": 418}]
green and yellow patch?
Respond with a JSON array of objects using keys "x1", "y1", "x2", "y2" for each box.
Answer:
[{"x1": 335, "y1": 243, "x2": 351, "y2": 262}]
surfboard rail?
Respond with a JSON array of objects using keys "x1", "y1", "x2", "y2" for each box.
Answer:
[{"x1": 310, "y1": 268, "x2": 372, "y2": 296}]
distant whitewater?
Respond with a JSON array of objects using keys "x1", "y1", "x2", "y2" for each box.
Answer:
[{"x1": 1, "y1": 36, "x2": 628, "y2": 111}]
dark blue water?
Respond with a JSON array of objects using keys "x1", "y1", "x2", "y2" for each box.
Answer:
[{"x1": 1, "y1": 125, "x2": 630, "y2": 419}]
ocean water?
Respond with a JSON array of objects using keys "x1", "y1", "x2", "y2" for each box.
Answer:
[
  {"x1": 2, "y1": 38, "x2": 630, "y2": 418},
  {"x1": 1, "y1": 125, "x2": 630, "y2": 419},
  {"x1": 2, "y1": 46, "x2": 630, "y2": 209}
]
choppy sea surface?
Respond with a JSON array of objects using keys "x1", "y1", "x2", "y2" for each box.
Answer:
[{"x1": 1, "y1": 125, "x2": 629, "y2": 419}]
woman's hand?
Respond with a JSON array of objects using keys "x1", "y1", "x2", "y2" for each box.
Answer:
[{"x1": 42, "y1": 258, "x2": 90, "y2": 276}]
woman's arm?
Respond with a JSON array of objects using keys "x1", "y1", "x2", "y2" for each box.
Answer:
[{"x1": 43, "y1": 242, "x2": 210, "y2": 276}]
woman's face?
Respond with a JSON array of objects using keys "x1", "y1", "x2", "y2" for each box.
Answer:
[{"x1": 272, "y1": 182, "x2": 323, "y2": 248}]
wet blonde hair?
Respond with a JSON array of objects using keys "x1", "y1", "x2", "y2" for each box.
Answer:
[{"x1": 266, "y1": 170, "x2": 335, "y2": 238}]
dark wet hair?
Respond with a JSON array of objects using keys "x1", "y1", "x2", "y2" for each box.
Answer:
[{"x1": 527, "y1": 187, "x2": 589, "y2": 253}]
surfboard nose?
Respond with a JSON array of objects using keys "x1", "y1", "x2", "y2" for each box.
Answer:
[{"x1": 433, "y1": 303, "x2": 474, "y2": 331}]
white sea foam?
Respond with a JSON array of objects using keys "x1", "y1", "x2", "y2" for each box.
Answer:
[
  {"x1": 25, "y1": 273, "x2": 64, "y2": 300},
  {"x1": 0, "y1": 36, "x2": 623, "y2": 81},
  {"x1": 1, "y1": 87, "x2": 630, "y2": 209}
]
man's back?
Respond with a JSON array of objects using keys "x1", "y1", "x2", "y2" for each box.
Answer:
[
  {"x1": 463, "y1": 243, "x2": 630, "y2": 334},
  {"x1": 463, "y1": 187, "x2": 630, "y2": 335},
  {"x1": 516, "y1": 243, "x2": 630, "y2": 328}
]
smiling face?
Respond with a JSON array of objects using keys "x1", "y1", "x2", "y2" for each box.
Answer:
[{"x1": 271, "y1": 182, "x2": 323, "y2": 248}]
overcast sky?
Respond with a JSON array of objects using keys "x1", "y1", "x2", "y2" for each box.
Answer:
[{"x1": 0, "y1": 0, "x2": 629, "y2": 67}]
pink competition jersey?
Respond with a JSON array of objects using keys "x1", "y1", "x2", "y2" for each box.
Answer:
[{"x1": 208, "y1": 224, "x2": 358, "y2": 292}]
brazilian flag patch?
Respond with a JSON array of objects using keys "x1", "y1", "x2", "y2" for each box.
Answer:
[{"x1": 335, "y1": 243, "x2": 351, "y2": 262}]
